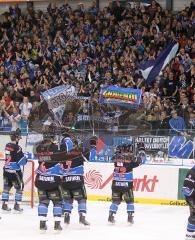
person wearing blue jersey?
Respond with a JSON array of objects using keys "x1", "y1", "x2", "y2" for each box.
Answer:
[
  {"x1": 108, "y1": 143, "x2": 146, "y2": 224},
  {"x1": 60, "y1": 139, "x2": 93, "y2": 226},
  {"x1": 60, "y1": 132, "x2": 74, "y2": 153},
  {"x1": 183, "y1": 167, "x2": 195, "y2": 240},
  {"x1": 34, "y1": 129, "x2": 64, "y2": 232},
  {"x1": 1, "y1": 130, "x2": 27, "y2": 213}
]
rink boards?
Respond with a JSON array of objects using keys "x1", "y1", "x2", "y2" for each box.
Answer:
[
  {"x1": 84, "y1": 163, "x2": 188, "y2": 206},
  {"x1": 0, "y1": 161, "x2": 189, "y2": 207}
]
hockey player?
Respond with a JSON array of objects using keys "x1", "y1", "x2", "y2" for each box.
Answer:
[
  {"x1": 34, "y1": 129, "x2": 64, "y2": 232},
  {"x1": 108, "y1": 142, "x2": 146, "y2": 224},
  {"x1": 60, "y1": 131, "x2": 74, "y2": 153},
  {"x1": 60, "y1": 138, "x2": 95, "y2": 226},
  {"x1": 183, "y1": 166, "x2": 195, "y2": 240},
  {"x1": 1, "y1": 130, "x2": 27, "y2": 212}
]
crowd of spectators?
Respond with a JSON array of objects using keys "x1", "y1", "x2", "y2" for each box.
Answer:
[{"x1": 0, "y1": 0, "x2": 194, "y2": 136}]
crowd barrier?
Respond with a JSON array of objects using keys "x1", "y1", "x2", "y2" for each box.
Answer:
[
  {"x1": 84, "y1": 163, "x2": 189, "y2": 205},
  {"x1": 0, "y1": 130, "x2": 194, "y2": 166},
  {"x1": 0, "y1": 131, "x2": 193, "y2": 206}
]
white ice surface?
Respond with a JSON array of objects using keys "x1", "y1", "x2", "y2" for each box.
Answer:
[{"x1": 0, "y1": 201, "x2": 188, "y2": 240}]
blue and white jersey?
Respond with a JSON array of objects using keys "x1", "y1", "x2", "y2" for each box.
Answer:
[
  {"x1": 61, "y1": 137, "x2": 74, "y2": 152},
  {"x1": 35, "y1": 140, "x2": 65, "y2": 190},
  {"x1": 37, "y1": 163, "x2": 64, "y2": 177},
  {"x1": 4, "y1": 142, "x2": 27, "y2": 171},
  {"x1": 183, "y1": 167, "x2": 195, "y2": 198},
  {"x1": 89, "y1": 146, "x2": 96, "y2": 162},
  {"x1": 61, "y1": 148, "x2": 89, "y2": 189},
  {"x1": 62, "y1": 165, "x2": 84, "y2": 176},
  {"x1": 35, "y1": 141, "x2": 65, "y2": 177},
  {"x1": 113, "y1": 172, "x2": 133, "y2": 182},
  {"x1": 111, "y1": 151, "x2": 145, "y2": 189}
]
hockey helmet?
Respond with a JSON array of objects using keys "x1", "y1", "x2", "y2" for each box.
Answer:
[
  {"x1": 10, "y1": 129, "x2": 22, "y2": 141},
  {"x1": 89, "y1": 136, "x2": 98, "y2": 147}
]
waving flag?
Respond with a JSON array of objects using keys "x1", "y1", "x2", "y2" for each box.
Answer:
[
  {"x1": 100, "y1": 86, "x2": 142, "y2": 108},
  {"x1": 41, "y1": 85, "x2": 88, "y2": 125},
  {"x1": 139, "y1": 41, "x2": 179, "y2": 85}
]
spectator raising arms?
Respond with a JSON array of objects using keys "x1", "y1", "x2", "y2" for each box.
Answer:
[
  {"x1": 0, "y1": 1, "x2": 194, "y2": 134},
  {"x1": 19, "y1": 97, "x2": 32, "y2": 120},
  {"x1": 3, "y1": 107, "x2": 21, "y2": 131}
]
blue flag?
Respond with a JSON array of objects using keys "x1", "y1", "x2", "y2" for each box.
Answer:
[{"x1": 139, "y1": 41, "x2": 179, "y2": 85}]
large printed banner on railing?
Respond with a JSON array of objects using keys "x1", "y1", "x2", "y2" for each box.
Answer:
[
  {"x1": 135, "y1": 136, "x2": 169, "y2": 164},
  {"x1": 0, "y1": 134, "x2": 194, "y2": 165},
  {"x1": 89, "y1": 135, "x2": 195, "y2": 164},
  {"x1": 84, "y1": 163, "x2": 180, "y2": 204},
  {"x1": 168, "y1": 136, "x2": 195, "y2": 165},
  {"x1": 100, "y1": 86, "x2": 142, "y2": 107}
]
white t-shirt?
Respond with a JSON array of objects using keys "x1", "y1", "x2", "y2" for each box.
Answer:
[
  {"x1": 9, "y1": 114, "x2": 21, "y2": 131},
  {"x1": 19, "y1": 102, "x2": 32, "y2": 117}
]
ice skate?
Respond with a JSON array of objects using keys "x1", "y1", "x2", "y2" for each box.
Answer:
[
  {"x1": 186, "y1": 231, "x2": 195, "y2": 239},
  {"x1": 54, "y1": 221, "x2": 62, "y2": 232},
  {"x1": 79, "y1": 213, "x2": 90, "y2": 226},
  {"x1": 108, "y1": 212, "x2": 115, "y2": 224},
  {"x1": 2, "y1": 202, "x2": 11, "y2": 213},
  {"x1": 64, "y1": 212, "x2": 70, "y2": 225},
  {"x1": 13, "y1": 203, "x2": 23, "y2": 213},
  {"x1": 127, "y1": 212, "x2": 134, "y2": 225},
  {"x1": 40, "y1": 220, "x2": 47, "y2": 233}
]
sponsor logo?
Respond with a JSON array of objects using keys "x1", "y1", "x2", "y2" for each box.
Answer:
[
  {"x1": 133, "y1": 175, "x2": 159, "y2": 192},
  {"x1": 85, "y1": 170, "x2": 159, "y2": 192},
  {"x1": 84, "y1": 170, "x2": 103, "y2": 189},
  {"x1": 97, "y1": 197, "x2": 112, "y2": 202},
  {"x1": 169, "y1": 201, "x2": 187, "y2": 206}
]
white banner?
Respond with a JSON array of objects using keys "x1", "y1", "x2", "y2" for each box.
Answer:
[{"x1": 84, "y1": 163, "x2": 179, "y2": 203}]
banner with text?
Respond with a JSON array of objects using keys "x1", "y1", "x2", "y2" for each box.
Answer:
[
  {"x1": 100, "y1": 86, "x2": 142, "y2": 108},
  {"x1": 134, "y1": 136, "x2": 169, "y2": 164},
  {"x1": 84, "y1": 163, "x2": 179, "y2": 204}
]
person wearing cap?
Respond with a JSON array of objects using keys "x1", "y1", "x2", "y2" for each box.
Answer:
[
  {"x1": 1, "y1": 130, "x2": 27, "y2": 213},
  {"x1": 169, "y1": 110, "x2": 187, "y2": 135}
]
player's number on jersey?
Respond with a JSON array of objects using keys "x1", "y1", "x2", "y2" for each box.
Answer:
[
  {"x1": 40, "y1": 162, "x2": 46, "y2": 172},
  {"x1": 66, "y1": 160, "x2": 72, "y2": 170},
  {"x1": 115, "y1": 166, "x2": 126, "y2": 175},
  {"x1": 5, "y1": 154, "x2": 11, "y2": 165}
]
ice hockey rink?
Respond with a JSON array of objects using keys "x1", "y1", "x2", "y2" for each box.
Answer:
[{"x1": 0, "y1": 201, "x2": 188, "y2": 240}]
